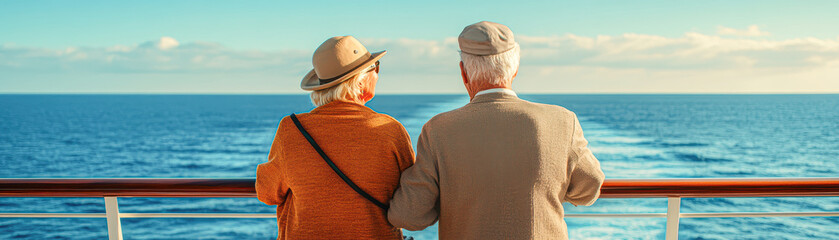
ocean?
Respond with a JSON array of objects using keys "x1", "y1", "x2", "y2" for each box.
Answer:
[{"x1": 1, "y1": 94, "x2": 838, "y2": 239}]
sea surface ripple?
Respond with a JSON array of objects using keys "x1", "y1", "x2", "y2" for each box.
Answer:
[{"x1": 1, "y1": 94, "x2": 838, "y2": 239}]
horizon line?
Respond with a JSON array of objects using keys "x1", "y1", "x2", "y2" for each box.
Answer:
[{"x1": 2, "y1": 92, "x2": 839, "y2": 95}]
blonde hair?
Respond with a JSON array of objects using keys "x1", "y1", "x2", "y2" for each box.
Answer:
[
  {"x1": 310, "y1": 71, "x2": 367, "y2": 107},
  {"x1": 459, "y1": 43, "x2": 520, "y2": 85}
]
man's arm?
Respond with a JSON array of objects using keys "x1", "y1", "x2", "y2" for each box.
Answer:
[
  {"x1": 388, "y1": 125, "x2": 440, "y2": 231},
  {"x1": 564, "y1": 114, "x2": 606, "y2": 206}
]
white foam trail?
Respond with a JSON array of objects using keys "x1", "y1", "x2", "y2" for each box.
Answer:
[{"x1": 400, "y1": 96, "x2": 470, "y2": 144}]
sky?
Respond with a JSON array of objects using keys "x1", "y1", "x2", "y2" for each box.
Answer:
[{"x1": 1, "y1": 0, "x2": 838, "y2": 94}]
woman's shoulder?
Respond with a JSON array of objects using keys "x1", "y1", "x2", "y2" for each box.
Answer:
[
  {"x1": 366, "y1": 113, "x2": 410, "y2": 140},
  {"x1": 371, "y1": 112, "x2": 401, "y2": 124},
  {"x1": 369, "y1": 112, "x2": 406, "y2": 128},
  {"x1": 274, "y1": 113, "x2": 313, "y2": 135},
  {"x1": 275, "y1": 111, "x2": 409, "y2": 141}
]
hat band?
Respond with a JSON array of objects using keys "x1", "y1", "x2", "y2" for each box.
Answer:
[{"x1": 318, "y1": 59, "x2": 369, "y2": 84}]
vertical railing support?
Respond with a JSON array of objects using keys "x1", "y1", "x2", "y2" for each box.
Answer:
[
  {"x1": 665, "y1": 197, "x2": 681, "y2": 240},
  {"x1": 104, "y1": 197, "x2": 124, "y2": 240}
]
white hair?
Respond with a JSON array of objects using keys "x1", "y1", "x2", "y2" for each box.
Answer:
[
  {"x1": 310, "y1": 71, "x2": 367, "y2": 107},
  {"x1": 459, "y1": 43, "x2": 520, "y2": 85}
]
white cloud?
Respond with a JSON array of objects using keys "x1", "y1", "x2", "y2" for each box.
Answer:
[
  {"x1": 2, "y1": 32, "x2": 839, "y2": 93},
  {"x1": 717, "y1": 25, "x2": 770, "y2": 37},
  {"x1": 0, "y1": 37, "x2": 309, "y2": 73},
  {"x1": 106, "y1": 45, "x2": 133, "y2": 52},
  {"x1": 517, "y1": 32, "x2": 839, "y2": 69},
  {"x1": 156, "y1": 36, "x2": 179, "y2": 50}
]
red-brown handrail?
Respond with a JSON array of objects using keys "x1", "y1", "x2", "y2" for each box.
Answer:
[{"x1": 0, "y1": 178, "x2": 838, "y2": 198}]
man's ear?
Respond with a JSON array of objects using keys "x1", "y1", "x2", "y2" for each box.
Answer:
[{"x1": 460, "y1": 61, "x2": 468, "y2": 85}]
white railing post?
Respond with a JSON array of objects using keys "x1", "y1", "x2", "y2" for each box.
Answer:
[
  {"x1": 104, "y1": 197, "x2": 124, "y2": 240},
  {"x1": 665, "y1": 197, "x2": 681, "y2": 240}
]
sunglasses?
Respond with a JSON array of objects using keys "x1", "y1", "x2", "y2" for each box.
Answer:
[{"x1": 366, "y1": 61, "x2": 380, "y2": 74}]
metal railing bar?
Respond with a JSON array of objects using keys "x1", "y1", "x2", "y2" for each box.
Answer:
[
  {"x1": 0, "y1": 178, "x2": 835, "y2": 239},
  {"x1": 117, "y1": 213, "x2": 276, "y2": 218},
  {"x1": 0, "y1": 213, "x2": 275, "y2": 218},
  {"x1": 665, "y1": 197, "x2": 680, "y2": 240},
  {"x1": 3, "y1": 212, "x2": 838, "y2": 219},
  {"x1": 0, "y1": 213, "x2": 105, "y2": 218},
  {"x1": 2, "y1": 178, "x2": 837, "y2": 198},
  {"x1": 104, "y1": 196, "x2": 123, "y2": 240},
  {"x1": 564, "y1": 213, "x2": 666, "y2": 218},
  {"x1": 0, "y1": 213, "x2": 667, "y2": 219},
  {"x1": 681, "y1": 212, "x2": 839, "y2": 218}
]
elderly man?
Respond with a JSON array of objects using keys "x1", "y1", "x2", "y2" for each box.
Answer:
[{"x1": 388, "y1": 21, "x2": 606, "y2": 239}]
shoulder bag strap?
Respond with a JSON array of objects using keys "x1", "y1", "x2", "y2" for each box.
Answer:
[{"x1": 288, "y1": 113, "x2": 389, "y2": 210}]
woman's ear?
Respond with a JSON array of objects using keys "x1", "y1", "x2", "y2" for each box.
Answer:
[
  {"x1": 356, "y1": 73, "x2": 368, "y2": 89},
  {"x1": 358, "y1": 73, "x2": 375, "y2": 102}
]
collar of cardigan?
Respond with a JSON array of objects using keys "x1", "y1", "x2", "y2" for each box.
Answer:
[
  {"x1": 310, "y1": 100, "x2": 375, "y2": 114},
  {"x1": 470, "y1": 91, "x2": 521, "y2": 104}
]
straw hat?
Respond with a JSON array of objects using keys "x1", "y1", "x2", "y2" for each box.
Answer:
[{"x1": 301, "y1": 36, "x2": 386, "y2": 91}]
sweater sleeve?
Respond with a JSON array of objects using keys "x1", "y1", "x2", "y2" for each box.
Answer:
[
  {"x1": 564, "y1": 114, "x2": 606, "y2": 206},
  {"x1": 394, "y1": 121, "x2": 416, "y2": 173},
  {"x1": 387, "y1": 125, "x2": 440, "y2": 231},
  {"x1": 255, "y1": 118, "x2": 290, "y2": 206}
]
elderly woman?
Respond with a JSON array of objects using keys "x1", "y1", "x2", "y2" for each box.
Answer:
[{"x1": 256, "y1": 36, "x2": 414, "y2": 239}]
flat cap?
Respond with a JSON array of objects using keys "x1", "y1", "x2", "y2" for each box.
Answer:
[{"x1": 458, "y1": 21, "x2": 517, "y2": 56}]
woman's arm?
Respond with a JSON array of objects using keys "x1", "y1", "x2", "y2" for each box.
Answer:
[
  {"x1": 394, "y1": 121, "x2": 416, "y2": 173},
  {"x1": 256, "y1": 160, "x2": 286, "y2": 205},
  {"x1": 255, "y1": 118, "x2": 290, "y2": 206}
]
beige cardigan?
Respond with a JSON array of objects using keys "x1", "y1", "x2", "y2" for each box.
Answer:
[{"x1": 388, "y1": 92, "x2": 605, "y2": 239}]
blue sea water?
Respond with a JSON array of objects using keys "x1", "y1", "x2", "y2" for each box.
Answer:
[{"x1": 1, "y1": 94, "x2": 838, "y2": 239}]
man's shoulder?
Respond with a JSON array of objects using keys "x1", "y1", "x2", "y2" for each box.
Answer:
[
  {"x1": 423, "y1": 99, "x2": 577, "y2": 129},
  {"x1": 423, "y1": 107, "x2": 462, "y2": 130},
  {"x1": 518, "y1": 99, "x2": 577, "y2": 119}
]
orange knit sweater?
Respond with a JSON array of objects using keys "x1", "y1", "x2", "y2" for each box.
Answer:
[{"x1": 256, "y1": 101, "x2": 415, "y2": 239}]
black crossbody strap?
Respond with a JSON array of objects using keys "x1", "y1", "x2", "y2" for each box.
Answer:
[{"x1": 289, "y1": 113, "x2": 389, "y2": 210}]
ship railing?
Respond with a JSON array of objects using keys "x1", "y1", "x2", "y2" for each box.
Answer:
[{"x1": 1, "y1": 178, "x2": 838, "y2": 240}]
